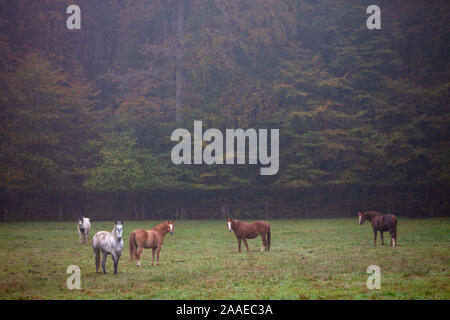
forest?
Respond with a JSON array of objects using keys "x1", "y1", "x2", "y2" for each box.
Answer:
[{"x1": 0, "y1": 0, "x2": 449, "y2": 221}]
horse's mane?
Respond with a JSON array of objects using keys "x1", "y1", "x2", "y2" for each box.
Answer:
[
  {"x1": 111, "y1": 224, "x2": 120, "y2": 233},
  {"x1": 363, "y1": 211, "x2": 383, "y2": 220},
  {"x1": 232, "y1": 219, "x2": 262, "y2": 228},
  {"x1": 231, "y1": 219, "x2": 242, "y2": 226},
  {"x1": 152, "y1": 221, "x2": 168, "y2": 231},
  {"x1": 364, "y1": 211, "x2": 382, "y2": 215},
  {"x1": 234, "y1": 219, "x2": 260, "y2": 225}
]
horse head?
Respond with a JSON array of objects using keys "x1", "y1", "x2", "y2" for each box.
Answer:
[
  {"x1": 227, "y1": 218, "x2": 233, "y2": 232},
  {"x1": 167, "y1": 220, "x2": 174, "y2": 236},
  {"x1": 358, "y1": 210, "x2": 365, "y2": 225},
  {"x1": 78, "y1": 216, "x2": 85, "y2": 233},
  {"x1": 114, "y1": 220, "x2": 124, "y2": 241}
]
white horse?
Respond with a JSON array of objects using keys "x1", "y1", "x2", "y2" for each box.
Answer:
[
  {"x1": 92, "y1": 221, "x2": 124, "y2": 274},
  {"x1": 77, "y1": 215, "x2": 91, "y2": 244}
]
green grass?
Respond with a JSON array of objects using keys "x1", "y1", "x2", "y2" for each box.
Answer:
[{"x1": 0, "y1": 218, "x2": 448, "y2": 299}]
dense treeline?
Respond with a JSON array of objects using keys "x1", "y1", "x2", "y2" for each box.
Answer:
[{"x1": 0, "y1": 0, "x2": 449, "y2": 221}]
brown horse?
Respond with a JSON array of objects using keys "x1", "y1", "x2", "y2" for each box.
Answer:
[
  {"x1": 129, "y1": 221, "x2": 174, "y2": 267},
  {"x1": 227, "y1": 218, "x2": 271, "y2": 252},
  {"x1": 358, "y1": 210, "x2": 398, "y2": 247}
]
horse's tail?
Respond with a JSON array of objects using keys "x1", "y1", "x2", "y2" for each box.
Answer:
[
  {"x1": 129, "y1": 231, "x2": 137, "y2": 262},
  {"x1": 393, "y1": 215, "x2": 398, "y2": 244},
  {"x1": 267, "y1": 225, "x2": 271, "y2": 251}
]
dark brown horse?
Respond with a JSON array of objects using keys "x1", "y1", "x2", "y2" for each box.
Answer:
[
  {"x1": 227, "y1": 218, "x2": 271, "y2": 252},
  {"x1": 129, "y1": 221, "x2": 174, "y2": 267},
  {"x1": 358, "y1": 210, "x2": 397, "y2": 247}
]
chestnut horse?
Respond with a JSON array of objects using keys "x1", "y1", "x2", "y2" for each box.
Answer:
[
  {"x1": 227, "y1": 218, "x2": 271, "y2": 252},
  {"x1": 358, "y1": 210, "x2": 398, "y2": 247},
  {"x1": 129, "y1": 221, "x2": 174, "y2": 267}
]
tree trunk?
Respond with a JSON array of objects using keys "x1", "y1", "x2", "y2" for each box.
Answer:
[
  {"x1": 346, "y1": 199, "x2": 350, "y2": 217},
  {"x1": 58, "y1": 204, "x2": 63, "y2": 221},
  {"x1": 429, "y1": 184, "x2": 435, "y2": 217},
  {"x1": 175, "y1": 0, "x2": 185, "y2": 123},
  {"x1": 100, "y1": 197, "x2": 104, "y2": 221},
  {"x1": 221, "y1": 204, "x2": 227, "y2": 219},
  {"x1": 364, "y1": 185, "x2": 369, "y2": 209},
  {"x1": 8, "y1": 190, "x2": 19, "y2": 222},
  {"x1": 304, "y1": 199, "x2": 308, "y2": 219},
  {"x1": 134, "y1": 204, "x2": 139, "y2": 220}
]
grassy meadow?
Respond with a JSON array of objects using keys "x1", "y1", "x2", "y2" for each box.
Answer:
[{"x1": 0, "y1": 218, "x2": 448, "y2": 300}]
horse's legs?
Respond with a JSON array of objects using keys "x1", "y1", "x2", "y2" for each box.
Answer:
[
  {"x1": 84, "y1": 232, "x2": 88, "y2": 245},
  {"x1": 394, "y1": 230, "x2": 397, "y2": 247},
  {"x1": 394, "y1": 225, "x2": 398, "y2": 246},
  {"x1": 373, "y1": 229, "x2": 377, "y2": 246},
  {"x1": 94, "y1": 249, "x2": 100, "y2": 273},
  {"x1": 156, "y1": 246, "x2": 161, "y2": 266},
  {"x1": 238, "y1": 238, "x2": 242, "y2": 252},
  {"x1": 261, "y1": 233, "x2": 267, "y2": 252},
  {"x1": 389, "y1": 229, "x2": 396, "y2": 247},
  {"x1": 112, "y1": 253, "x2": 118, "y2": 274},
  {"x1": 101, "y1": 252, "x2": 108, "y2": 274},
  {"x1": 136, "y1": 246, "x2": 143, "y2": 267},
  {"x1": 242, "y1": 238, "x2": 249, "y2": 252},
  {"x1": 151, "y1": 248, "x2": 156, "y2": 266},
  {"x1": 78, "y1": 232, "x2": 83, "y2": 244},
  {"x1": 380, "y1": 231, "x2": 384, "y2": 245},
  {"x1": 116, "y1": 254, "x2": 121, "y2": 274}
]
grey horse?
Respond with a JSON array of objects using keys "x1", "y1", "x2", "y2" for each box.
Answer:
[
  {"x1": 77, "y1": 215, "x2": 91, "y2": 245},
  {"x1": 92, "y1": 221, "x2": 124, "y2": 274}
]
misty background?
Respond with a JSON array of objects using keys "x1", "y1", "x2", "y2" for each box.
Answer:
[{"x1": 0, "y1": 0, "x2": 449, "y2": 221}]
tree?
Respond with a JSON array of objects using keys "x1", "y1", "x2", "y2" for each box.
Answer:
[{"x1": 0, "y1": 52, "x2": 97, "y2": 219}]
